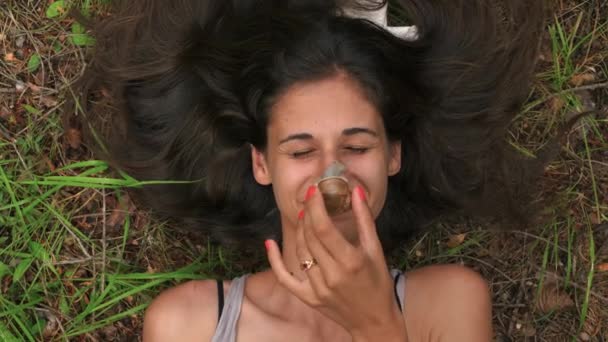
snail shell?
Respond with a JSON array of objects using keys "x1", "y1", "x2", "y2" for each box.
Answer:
[{"x1": 317, "y1": 176, "x2": 351, "y2": 216}]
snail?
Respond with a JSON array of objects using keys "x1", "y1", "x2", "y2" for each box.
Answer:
[{"x1": 315, "y1": 161, "x2": 352, "y2": 216}]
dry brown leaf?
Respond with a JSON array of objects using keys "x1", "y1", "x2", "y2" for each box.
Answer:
[
  {"x1": 40, "y1": 95, "x2": 58, "y2": 108},
  {"x1": 535, "y1": 282, "x2": 574, "y2": 314},
  {"x1": 581, "y1": 298, "x2": 603, "y2": 337},
  {"x1": 597, "y1": 263, "x2": 608, "y2": 272},
  {"x1": 65, "y1": 128, "x2": 82, "y2": 149},
  {"x1": 570, "y1": 73, "x2": 596, "y2": 87},
  {"x1": 43, "y1": 156, "x2": 56, "y2": 172},
  {"x1": 548, "y1": 97, "x2": 566, "y2": 114},
  {"x1": 0, "y1": 106, "x2": 11, "y2": 120},
  {"x1": 76, "y1": 219, "x2": 92, "y2": 231},
  {"x1": 4, "y1": 52, "x2": 16, "y2": 62},
  {"x1": 42, "y1": 312, "x2": 59, "y2": 338},
  {"x1": 100, "y1": 87, "x2": 111, "y2": 98},
  {"x1": 446, "y1": 233, "x2": 466, "y2": 248},
  {"x1": 521, "y1": 322, "x2": 537, "y2": 337},
  {"x1": 590, "y1": 211, "x2": 601, "y2": 225},
  {"x1": 107, "y1": 209, "x2": 126, "y2": 228},
  {"x1": 107, "y1": 196, "x2": 134, "y2": 228},
  {"x1": 26, "y1": 82, "x2": 41, "y2": 93}
]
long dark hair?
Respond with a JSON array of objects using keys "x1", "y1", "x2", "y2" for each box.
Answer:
[{"x1": 68, "y1": 0, "x2": 546, "y2": 255}]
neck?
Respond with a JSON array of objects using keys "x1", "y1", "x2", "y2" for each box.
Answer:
[
  {"x1": 259, "y1": 214, "x2": 362, "y2": 330},
  {"x1": 260, "y1": 219, "x2": 330, "y2": 327}
]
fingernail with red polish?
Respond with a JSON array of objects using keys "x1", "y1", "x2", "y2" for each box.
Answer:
[
  {"x1": 305, "y1": 185, "x2": 317, "y2": 201},
  {"x1": 298, "y1": 209, "x2": 305, "y2": 220},
  {"x1": 265, "y1": 240, "x2": 272, "y2": 251},
  {"x1": 356, "y1": 186, "x2": 366, "y2": 201}
]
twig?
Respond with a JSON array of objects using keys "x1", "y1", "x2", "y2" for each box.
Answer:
[
  {"x1": 59, "y1": 220, "x2": 91, "y2": 259},
  {"x1": 101, "y1": 188, "x2": 107, "y2": 292},
  {"x1": 527, "y1": 81, "x2": 608, "y2": 111},
  {"x1": 53, "y1": 256, "x2": 94, "y2": 266},
  {"x1": 493, "y1": 303, "x2": 528, "y2": 308},
  {"x1": 507, "y1": 278, "x2": 527, "y2": 334},
  {"x1": 553, "y1": 81, "x2": 608, "y2": 96}
]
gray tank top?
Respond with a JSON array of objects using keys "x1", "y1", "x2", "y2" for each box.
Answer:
[{"x1": 210, "y1": 268, "x2": 406, "y2": 342}]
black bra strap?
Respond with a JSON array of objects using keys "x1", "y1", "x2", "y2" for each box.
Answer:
[
  {"x1": 217, "y1": 280, "x2": 224, "y2": 323},
  {"x1": 393, "y1": 272, "x2": 403, "y2": 313}
]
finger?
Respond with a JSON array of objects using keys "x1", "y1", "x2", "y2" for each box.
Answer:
[
  {"x1": 300, "y1": 207, "x2": 340, "y2": 287},
  {"x1": 295, "y1": 210, "x2": 314, "y2": 278},
  {"x1": 265, "y1": 239, "x2": 313, "y2": 299},
  {"x1": 351, "y1": 186, "x2": 384, "y2": 258},
  {"x1": 305, "y1": 185, "x2": 358, "y2": 265}
]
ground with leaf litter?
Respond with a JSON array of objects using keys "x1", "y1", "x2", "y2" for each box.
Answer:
[{"x1": 1, "y1": 0, "x2": 607, "y2": 341}]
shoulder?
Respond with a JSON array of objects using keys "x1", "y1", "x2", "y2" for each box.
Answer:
[
  {"x1": 401, "y1": 265, "x2": 492, "y2": 341},
  {"x1": 143, "y1": 279, "x2": 227, "y2": 342}
]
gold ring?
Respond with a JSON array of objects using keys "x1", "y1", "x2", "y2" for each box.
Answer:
[{"x1": 300, "y1": 258, "x2": 318, "y2": 271}]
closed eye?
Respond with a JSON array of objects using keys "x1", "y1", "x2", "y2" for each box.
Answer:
[
  {"x1": 290, "y1": 147, "x2": 369, "y2": 159},
  {"x1": 290, "y1": 150, "x2": 314, "y2": 158},
  {"x1": 345, "y1": 147, "x2": 369, "y2": 154}
]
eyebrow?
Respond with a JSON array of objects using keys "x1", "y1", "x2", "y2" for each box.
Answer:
[{"x1": 278, "y1": 127, "x2": 379, "y2": 145}]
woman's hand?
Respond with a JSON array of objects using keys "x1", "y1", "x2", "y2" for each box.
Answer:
[{"x1": 265, "y1": 185, "x2": 407, "y2": 341}]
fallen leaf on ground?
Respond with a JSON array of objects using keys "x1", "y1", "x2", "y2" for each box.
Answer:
[
  {"x1": 65, "y1": 128, "x2": 82, "y2": 149},
  {"x1": 4, "y1": 52, "x2": 16, "y2": 62},
  {"x1": 535, "y1": 282, "x2": 574, "y2": 314},
  {"x1": 570, "y1": 73, "x2": 596, "y2": 87},
  {"x1": 27, "y1": 82, "x2": 41, "y2": 93},
  {"x1": 40, "y1": 96, "x2": 58, "y2": 108},
  {"x1": 43, "y1": 156, "x2": 56, "y2": 172},
  {"x1": 521, "y1": 322, "x2": 537, "y2": 337},
  {"x1": 0, "y1": 107, "x2": 10, "y2": 120},
  {"x1": 597, "y1": 263, "x2": 608, "y2": 272},
  {"x1": 446, "y1": 233, "x2": 466, "y2": 248},
  {"x1": 590, "y1": 211, "x2": 601, "y2": 225},
  {"x1": 548, "y1": 97, "x2": 566, "y2": 114},
  {"x1": 42, "y1": 312, "x2": 59, "y2": 338}
]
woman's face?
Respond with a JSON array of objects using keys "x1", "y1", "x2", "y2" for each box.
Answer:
[{"x1": 252, "y1": 72, "x2": 401, "y2": 239}]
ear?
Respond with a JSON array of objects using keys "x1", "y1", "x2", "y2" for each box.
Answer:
[
  {"x1": 388, "y1": 141, "x2": 401, "y2": 176},
  {"x1": 251, "y1": 144, "x2": 272, "y2": 185}
]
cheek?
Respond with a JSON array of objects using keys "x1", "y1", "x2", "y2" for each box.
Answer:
[
  {"x1": 368, "y1": 176, "x2": 389, "y2": 219},
  {"x1": 269, "y1": 163, "x2": 309, "y2": 212},
  {"x1": 356, "y1": 157, "x2": 390, "y2": 217}
]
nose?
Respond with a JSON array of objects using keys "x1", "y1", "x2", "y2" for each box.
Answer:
[{"x1": 316, "y1": 159, "x2": 351, "y2": 183}]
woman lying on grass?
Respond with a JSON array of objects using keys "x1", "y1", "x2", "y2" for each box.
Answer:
[{"x1": 73, "y1": 0, "x2": 547, "y2": 340}]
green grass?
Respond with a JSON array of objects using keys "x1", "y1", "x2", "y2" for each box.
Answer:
[
  {"x1": 1, "y1": 0, "x2": 606, "y2": 340},
  {"x1": 0, "y1": 3, "x2": 239, "y2": 339},
  {"x1": 527, "y1": 9, "x2": 606, "y2": 340}
]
